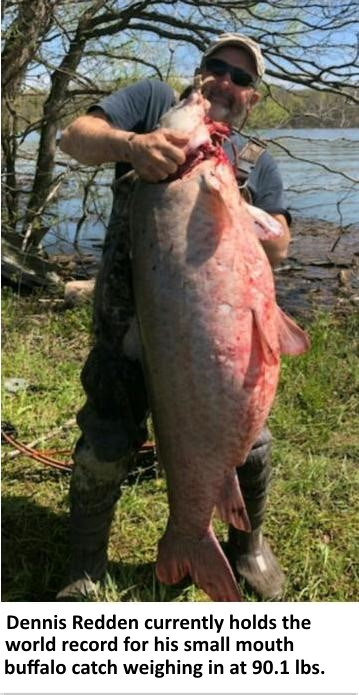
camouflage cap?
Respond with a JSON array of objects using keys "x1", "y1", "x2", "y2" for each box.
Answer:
[{"x1": 201, "y1": 33, "x2": 265, "y2": 81}]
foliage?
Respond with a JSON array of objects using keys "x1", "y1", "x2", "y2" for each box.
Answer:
[
  {"x1": 2, "y1": 291, "x2": 358, "y2": 601},
  {"x1": 15, "y1": 84, "x2": 359, "y2": 133},
  {"x1": 249, "y1": 86, "x2": 359, "y2": 128},
  {"x1": 2, "y1": 0, "x2": 358, "y2": 249}
]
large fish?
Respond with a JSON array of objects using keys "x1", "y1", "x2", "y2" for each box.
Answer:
[{"x1": 128, "y1": 87, "x2": 309, "y2": 601}]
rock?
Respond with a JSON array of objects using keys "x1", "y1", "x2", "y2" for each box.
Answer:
[
  {"x1": 4, "y1": 378, "x2": 30, "y2": 394},
  {"x1": 338, "y1": 269, "x2": 351, "y2": 287},
  {"x1": 64, "y1": 279, "x2": 95, "y2": 307}
]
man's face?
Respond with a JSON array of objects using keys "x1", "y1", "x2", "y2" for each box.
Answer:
[{"x1": 201, "y1": 46, "x2": 260, "y2": 126}]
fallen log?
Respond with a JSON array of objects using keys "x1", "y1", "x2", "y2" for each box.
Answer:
[{"x1": 2, "y1": 231, "x2": 63, "y2": 291}]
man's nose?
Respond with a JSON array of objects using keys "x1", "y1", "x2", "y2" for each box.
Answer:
[{"x1": 216, "y1": 71, "x2": 233, "y2": 88}]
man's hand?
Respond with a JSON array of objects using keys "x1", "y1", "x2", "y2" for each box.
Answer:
[
  {"x1": 59, "y1": 113, "x2": 189, "y2": 177},
  {"x1": 128, "y1": 129, "x2": 190, "y2": 182},
  {"x1": 261, "y1": 214, "x2": 291, "y2": 267}
]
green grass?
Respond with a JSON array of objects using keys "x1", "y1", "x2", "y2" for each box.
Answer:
[{"x1": 2, "y1": 288, "x2": 358, "y2": 602}]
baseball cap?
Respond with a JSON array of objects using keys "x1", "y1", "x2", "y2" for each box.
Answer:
[{"x1": 201, "y1": 33, "x2": 265, "y2": 81}]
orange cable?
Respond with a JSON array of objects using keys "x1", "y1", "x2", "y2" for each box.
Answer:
[
  {"x1": 1, "y1": 431, "x2": 73, "y2": 472},
  {"x1": 2, "y1": 431, "x2": 156, "y2": 474}
]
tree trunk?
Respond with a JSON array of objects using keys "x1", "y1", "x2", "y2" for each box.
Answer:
[
  {"x1": 21, "y1": 39, "x2": 86, "y2": 248},
  {"x1": 2, "y1": 0, "x2": 54, "y2": 95},
  {"x1": 1, "y1": 98, "x2": 18, "y2": 230},
  {"x1": 22, "y1": 0, "x2": 108, "y2": 250},
  {"x1": 1, "y1": 0, "x2": 55, "y2": 232}
]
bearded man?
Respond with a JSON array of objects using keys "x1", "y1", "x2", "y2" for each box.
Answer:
[{"x1": 58, "y1": 33, "x2": 291, "y2": 600}]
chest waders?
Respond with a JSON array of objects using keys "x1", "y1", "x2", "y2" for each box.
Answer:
[{"x1": 57, "y1": 139, "x2": 284, "y2": 601}]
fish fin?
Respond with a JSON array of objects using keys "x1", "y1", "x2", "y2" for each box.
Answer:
[
  {"x1": 244, "y1": 202, "x2": 283, "y2": 240},
  {"x1": 252, "y1": 306, "x2": 310, "y2": 362},
  {"x1": 216, "y1": 472, "x2": 251, "y2": 532},
  {"x1": 277, "y1": 306, "x2": 310, "y2": 355},
  {"x1": 156, "y1": 523, "x2": 242, "y2": 601},
  {"x1": 201, "y1": 170, "x2": 234, "y2": 228},
  {"x1": 252, "y1": 308, "x2": 278, "y2": 366}
]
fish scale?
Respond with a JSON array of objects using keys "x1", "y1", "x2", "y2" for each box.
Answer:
[{"x1": 129, "y1": 89, "x2": 309, "y2": 601}]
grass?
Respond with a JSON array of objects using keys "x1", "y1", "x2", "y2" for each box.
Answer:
[{"x1": 2, "y1": 288, "x2": 358, "y2": 602}]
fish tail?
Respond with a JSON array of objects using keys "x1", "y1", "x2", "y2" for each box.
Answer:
[{"x1": 156, "y1": 522, "x2": 242, "y2": 601}]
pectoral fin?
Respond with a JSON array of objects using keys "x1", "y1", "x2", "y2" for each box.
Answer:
[
  {"x1": 244, "y1": 202, "x2": 283, "y2": 240},
  {"x1": 252, "y1": 306, "x2": 310, "y2": 362},
  {"x1": 252, "y1": 308, "x2": 278, "y2": 366},
  {"x1": 277, "y1": 306, "x2": 310, "y2": 355}
]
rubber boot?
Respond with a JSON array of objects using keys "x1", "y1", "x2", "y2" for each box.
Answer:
[
  {"x1": 227, "y1": 428, "x2": 285, "y2": 599},
  {"x1": 57, "y1": 436, "x2": 129, "y2": 600}
]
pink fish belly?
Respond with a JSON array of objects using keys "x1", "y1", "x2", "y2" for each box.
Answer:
[{"x1": 131, "y1": 159, "x2": 280, "y2": 536}]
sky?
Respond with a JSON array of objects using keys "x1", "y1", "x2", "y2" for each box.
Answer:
[{"x1": 14, "y1": 1, "x2": 359, "y2": 91}]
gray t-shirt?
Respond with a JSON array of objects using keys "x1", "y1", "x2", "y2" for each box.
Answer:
[{"x1": 90, "y1": 78, "x2": 290, "y2": 221}]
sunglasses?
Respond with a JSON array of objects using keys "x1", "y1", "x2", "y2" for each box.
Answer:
[{"x1": 203, "y1": 57, "x2": 256, "y2": 88}]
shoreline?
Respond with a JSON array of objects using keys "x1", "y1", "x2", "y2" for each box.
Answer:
[
  {"x1": 274, "y1": 217, "x2": 358, "y2": 316},
  {"x1": 52, "y1": 215, "x2": 359, "y2": 317},
  {"x1": 2, "y1": 216, "x2": 358, "y2": 317}
]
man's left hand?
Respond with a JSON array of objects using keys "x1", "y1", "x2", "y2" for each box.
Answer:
[{"x1": 261, "y1": 214, "x2": 291, "y2": 267}]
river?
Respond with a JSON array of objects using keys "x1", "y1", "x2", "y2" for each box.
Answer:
[
  {"x1": 257, "y1": 128, "x2": 358, "y2": 227},
  {"x1": 17, "y1": 128, "x2": 359, "y2": 255}
]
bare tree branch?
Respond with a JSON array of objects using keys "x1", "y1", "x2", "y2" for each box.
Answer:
[{"x1": 2, "y1": 0, "x2": 358, "y2": 252}]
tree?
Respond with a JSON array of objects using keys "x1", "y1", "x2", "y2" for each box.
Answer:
[
  {"x1": 2, "y1": 0, "x2": 56, "y2": 227},
  {"x1": 2, "y1": 0, "x2": 358, "y2": 251}
]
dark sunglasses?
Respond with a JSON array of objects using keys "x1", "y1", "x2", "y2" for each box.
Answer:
[{"x1": 203, "y1": 57, "x2": 256, "y2": 87}]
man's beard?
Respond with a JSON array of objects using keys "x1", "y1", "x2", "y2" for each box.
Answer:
[{"x1": 203, "y1": 84, "x2": 248, "y2": 128}]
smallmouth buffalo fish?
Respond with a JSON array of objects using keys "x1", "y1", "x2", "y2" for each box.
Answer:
[{"x1": 126, "y1": 87, "x2": 310, "y2": 602}]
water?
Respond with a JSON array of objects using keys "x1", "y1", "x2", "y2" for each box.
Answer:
[
  {"x1": 257, "y1": 128, "x2": 358, "y2": 228},
  {"x1": 16, "y1": 128, "x2": 359, "y2": 255}
]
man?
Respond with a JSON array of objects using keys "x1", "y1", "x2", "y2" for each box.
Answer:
[{"x1": 58, "y1": 33, "x2": 291, "y2": 600}]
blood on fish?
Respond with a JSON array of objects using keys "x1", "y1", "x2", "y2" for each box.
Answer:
[
  {"x1": 129, "y1": 87, "x2": 310, "y2": 602},
  {"x1": 167, "y1": 116, "x2": 233, "y2": 181}
]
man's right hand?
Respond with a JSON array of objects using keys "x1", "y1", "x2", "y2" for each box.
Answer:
[
  {"x1": 59, "y1": 113, "x2": 190, "y2": 176},
  {"x1": 128, "y1": 129, "x2": 190, "y2": 182}
]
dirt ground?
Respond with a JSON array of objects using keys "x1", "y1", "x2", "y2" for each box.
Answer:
[
  {"x1": 274, "y1": 218, "x2": 359, "y2": 318},
  {"x1": 49, "y1": 216, "x2": 359, "y2": 319}
]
